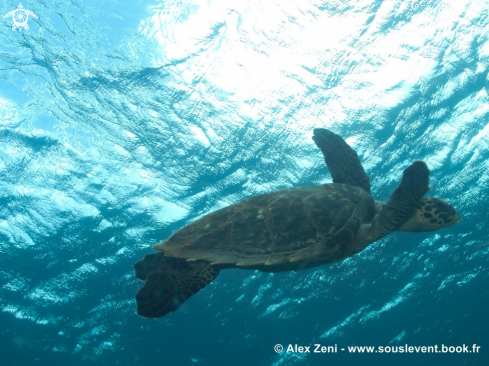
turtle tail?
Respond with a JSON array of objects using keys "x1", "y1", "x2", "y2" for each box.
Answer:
[{"x1": 134, "y1": 252, "x2": 220, "y2": 318}]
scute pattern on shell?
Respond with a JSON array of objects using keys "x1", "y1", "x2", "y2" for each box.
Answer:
[{"x1": 157, "y1": 184, "x2": 376, "y2": 270}]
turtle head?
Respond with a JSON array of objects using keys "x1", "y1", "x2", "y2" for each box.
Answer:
[{"x1": 399, "y1": 198, "x2": 461, "y2": 232}]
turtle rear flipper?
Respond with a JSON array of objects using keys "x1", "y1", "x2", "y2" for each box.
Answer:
[
  {"x1": 312, "y1": 128, "x2": 371, "y2": 194},
  {"x1": 135, "y1": 256, "x2": 219, "y2": 318},
  {"x1": 370, "y1": 161, "x2": 430, "y2": 242}
]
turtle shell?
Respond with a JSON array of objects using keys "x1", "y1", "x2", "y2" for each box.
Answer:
[{"x1": 155, "y1": 183, "x2": 376, "y2": 272}]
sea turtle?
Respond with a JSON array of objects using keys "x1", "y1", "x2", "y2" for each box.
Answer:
[{"x1": 134, "y1": 128, "x2": 460, "y2": 318}]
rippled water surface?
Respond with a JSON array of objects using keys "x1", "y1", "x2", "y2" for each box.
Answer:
[{"x1": 1, "y1": 0, "x2": 489, "y2": 365}]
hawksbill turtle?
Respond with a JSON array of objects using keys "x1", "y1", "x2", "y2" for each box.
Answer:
[{"x1": 134, "y1": 128, "x2": 460, "y2": 318}]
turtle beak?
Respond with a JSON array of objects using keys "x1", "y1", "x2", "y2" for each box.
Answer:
[
  {"x1": 444, "y1": 201, "x2": 461, "y2": 224},
  {"x1": 448, "y1": 211, "x2": 461, "y2": 225}
]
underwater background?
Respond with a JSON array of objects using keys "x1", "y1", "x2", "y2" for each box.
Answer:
[{"x1": 1, "y1": 0, "x2": 488, "y2": 365}]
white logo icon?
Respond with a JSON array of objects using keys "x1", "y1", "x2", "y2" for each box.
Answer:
[{"x1": 3, "y1": 3, "x2": 38, "y2": 32}]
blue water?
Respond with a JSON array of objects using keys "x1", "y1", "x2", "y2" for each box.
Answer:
[{"x1": 1, "y1": 0, "x2": 488, "y2": 365}]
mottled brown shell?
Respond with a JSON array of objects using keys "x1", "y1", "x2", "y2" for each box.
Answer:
[{"x1": 155, "y1": 184, "x2": 375, "y2": 272}]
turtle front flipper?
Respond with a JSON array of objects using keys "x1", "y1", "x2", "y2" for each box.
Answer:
[
  {"x1": 135, "y1": 256, "x2": 219, "y2": 318},
  {"x1": 312, "y1": 128, "x2": 371, "y2": 194},
  {"x1": 369, "y1": 161, "x2": 430, "y2": 243}
]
